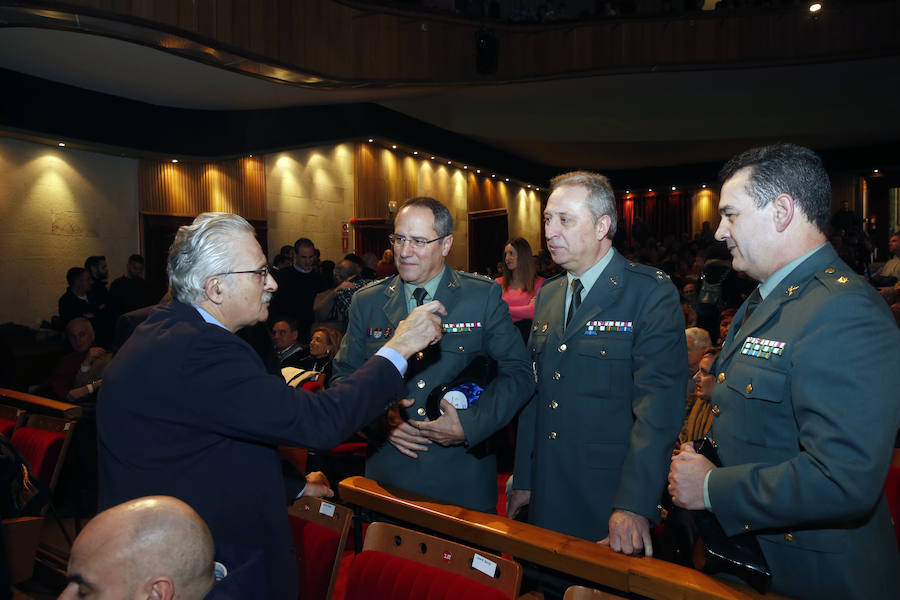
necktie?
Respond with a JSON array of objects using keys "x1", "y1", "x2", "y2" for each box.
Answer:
[
  {"x1": 412, "y1": 287, "x2": 428, "y2": 307},
  {"x1": 739, "y1": 288, "x2": 762, "y2": 329},
  {"x1": 566, "y1": 278, "x2": 583, "y2": 328}
]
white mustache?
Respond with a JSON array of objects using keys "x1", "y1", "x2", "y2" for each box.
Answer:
[{"x1": 262, "y1": 292, "x2": 273, "y2": 303}]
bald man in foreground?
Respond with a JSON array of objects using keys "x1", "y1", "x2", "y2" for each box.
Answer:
[{"x1": 59, "y1": 496, "x2": 216, "y2": 600}]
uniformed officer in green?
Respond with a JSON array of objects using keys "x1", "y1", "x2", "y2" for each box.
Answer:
[
  {"x1": 333, "y1": 197, "x2": 533, "y2": 513},
  {"x1": 669, "y1": 144, "x2": 900, "y2": 599},
  {"x1": 508, "y1": 171, "x2": 686, "y2": 556}
]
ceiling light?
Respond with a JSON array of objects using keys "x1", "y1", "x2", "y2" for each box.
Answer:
[
  {"x1": 391, "y1": 145, "x2": 397, "y2": 149},
  {"x1": 413, "y1": 151, "x2": 418, "y2": 155},
  {"x1": 701, "y1": 184, "x2": 707, "y2": 188},
  {"x1": 368, "y1": 138, "x2": 374, "y2": 143},
  {"x1": 648, "y1": 188, "x2": 653, "y2": 192},
  {"x1": 464, "y1": 165, "x2": 467, "y2": 169},
  {"x1": 625, "y1": 190, "x2": 630, "y2": 194},
  {"x1": 172, "y1": 159, "x2": 179, "y2": 163},
  {"x1": 430, "y1": 156, "x2": 435, "y2": 160},
  {"x1": 671, "y1": 186, "x2": 677, "y2": 191},
  {"x1": 809, "y1": 3, "x2": 822, "y2": 12},
  {"x1": 491, "y1": 174, "x2": 495, "y2": 178},
  {"x1": 505, "y1": 178, "x2": 509, "y2": 182},
  {"x1": 527, "y1": 184, "x2": 531, "y2": 188},
  {"x1": 58, "y1": 142, "x2": 66, "y2": 147},
  {"x1": 447, "y1": 161, "x2": 451, "y2": 165},
  {"x1": 536, "y1": 187, "x2": 540, "y2": 191},
  {"x1": 874, "y1": 168, "x2": 880, "y2": 173}
]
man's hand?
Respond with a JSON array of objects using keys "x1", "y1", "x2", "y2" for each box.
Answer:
[
  {"x1": 600, "y1": 509, "x2": 652, "y2": 557},
  {"x1": 506, "y1": 488, "x2": 531, "y2": 520},
  {"x1": 301, "y1": 471, "x2": 334, "y2": 499},
  {"x1": 668, "y1": 441, "x2": 715, "y2": 510},
  {"x1": 412, "y1": 399, "x2": 466, "y2": 447},
  {"x1": 385, "y1": 300, "x2": 447, "y2": 359},
  {"x1": 387, "y1": 398, "x2": 431, "y2": 458}
]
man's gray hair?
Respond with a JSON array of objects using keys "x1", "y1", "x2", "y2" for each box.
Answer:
[
  {"x1": 168, "y1": 213, "x2": 256, "y2": 304},
  {"x1": 550, "y1": 171, "x2": 618, "y2": 238},
  {"x1": 685, "y1": 326, "x2": 712, "y2": 351}
]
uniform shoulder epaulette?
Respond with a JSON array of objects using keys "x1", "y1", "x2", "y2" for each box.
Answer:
[
  {"x1": 358, "y1": 277, "x2": 393, "y2": 293},
  {"x1": 814, "y1": 265, "x2": 863, "y2": 293},
  {"x1": 625, "y1": 261, "x2": 672, "y2": 283},
  {"x1": 456, "y1": 270, "x2": 496, "y2": 283},
  {"x1": 543, "y1": 271, "x2": 566, "y2": 284}
]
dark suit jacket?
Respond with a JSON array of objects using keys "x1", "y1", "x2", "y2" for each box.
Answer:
[
  {"x1": 708, "y1": 244, "x2": 900, "y2": 599},
  {"x1": 333, "y1": 266, "x2": 533, "y2": 512},
  {"x1": 514, "y1": 250, "x2": 687, "y2": 541},
  {"x1": 268, "y1": 267, "x2": 328, "y2": 341},
  {"x1": 97, "y1": 299, "x2": 405, "y2": 598}
]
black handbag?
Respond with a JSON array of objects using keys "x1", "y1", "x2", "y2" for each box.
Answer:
[{"x1": 670, "y1": 437, "x2": 773, "y2": 593}]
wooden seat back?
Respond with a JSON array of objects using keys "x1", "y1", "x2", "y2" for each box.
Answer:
[
  {"x1": 288, "y1": 496, "x2": 353, "y2": 600},
  {"x1": 347, "y1": 521, "x2": 522, "y2": 600}
]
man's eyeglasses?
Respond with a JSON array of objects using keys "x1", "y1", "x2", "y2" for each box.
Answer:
[
  {"x1": 213, "y1": 266, "x2": 270, "y2": 280},
  {"x1": 388, "y1": 234, "x2": 447, "y2": 249}
]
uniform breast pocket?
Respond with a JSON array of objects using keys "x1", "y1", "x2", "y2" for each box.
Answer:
[
  {"x1": 440, "y1": 330, "x2": 484, "y2": 355},
  {"x1": 725, "y1": 361, "x2": 794, "y2": 448},
  {"x1": 576, "y1": 336, "x2": 633, "y2": 398}
]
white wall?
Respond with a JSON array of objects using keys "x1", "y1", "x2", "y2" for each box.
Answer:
[
  {"x1": 0, "y1": 137, "x2": 139, "y2": 328},
  {"x1": 265, "y1": 144, "x2": 356, "y2": 264}
]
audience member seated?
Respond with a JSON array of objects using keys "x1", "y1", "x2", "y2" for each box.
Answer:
[
  {"x1": 57, "y1": 267, "x2": 100, "y2": 329},
  {"x1": 684, "y1": 327, "x2": 710, "y2": 395},
  {"x1": 361, "y1": 252, "x2": 379, "y2": 280},
  {"x1": 716, "y1": 308, "x2": 736, "y2": 345},
  {"x1": 375, "y1": 248, "x2": 397, "y2": 279},
  {"x1": 281, "y1": 327, "x2": 342, "y2": 388},
  {"x1": 47, "y1": 317, "x2": 111, "y2": 403},
  {"x1": 313, "y1": 255, "x2": 373, "y2": 332},
  {"x1": 678, "y1": 346, "x2": 720, "y2": 445},
  {"x1": 496, "y1": 237, "x2": 544, "y2": 341},
  {"x1": 59, "y1": 496, "x2": 222, "y2": 600},
  {"x1": 107, "y1": 254, "x2": 154, "y2": 320},
  {"x1": 272, "y1": 318, "x2": 305, "y2": 368}
]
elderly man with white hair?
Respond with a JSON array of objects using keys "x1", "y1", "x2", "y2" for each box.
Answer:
[{"x1": 97, "y1": 212, "x2": 445, "y2": 598}]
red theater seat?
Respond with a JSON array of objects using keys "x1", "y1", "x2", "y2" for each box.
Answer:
[
  {"x1": 288, "y1": 497, "x2": 353, "y2": 600},
  {"x1": 344, "y1": 522, "x2": 521, "y2": 600},
  {"x1": 11, "y1": 426, "x2": 65, "y2": 484}
]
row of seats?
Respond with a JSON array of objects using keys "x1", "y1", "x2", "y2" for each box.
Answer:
[
  {"x1": 1, "y1": 388, "x2": 83, "y2": 585},
  {"x1": 289, "y1": 494, "x2": 609, "y2": 600}
]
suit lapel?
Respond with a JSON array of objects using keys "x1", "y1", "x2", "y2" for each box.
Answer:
[
  {"x1": 720, "y1": 245, "x2": 836, "y2": 365},
  {"x1": 561, "y1": 251, "x2": 625, "y2": 344},
  {"x1": 382, "y1": 274, "x2": 407, "y2": 327}
]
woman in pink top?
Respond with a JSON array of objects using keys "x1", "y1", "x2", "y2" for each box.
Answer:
[{"x1": 495, "y1": 237, "x2": 545, "y2": 341}]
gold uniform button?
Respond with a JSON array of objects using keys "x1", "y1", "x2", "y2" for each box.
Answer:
[
  {"x1": 558, "y1": 344, "x2": 567, "y2": 352},
  {"x1": 416, "y1": 379, "x2": 426, "y2": 389},
  {"x1": 744, "y1": 524, "x2": 751, "y2": 531},
  {"x1": 417, "y1": 407, "x2": 426, "y2": 416},
  {"x1": 548, "y1": 431, "x2": 558, "y2": 440},
  {"x1": 717, "y1": 372, "x2": 726, "y2": 384},
  {"x1": 824, "y1": 268, "x2": 835, "y2": 274},
  {"x1": 711, "y1": 405, "x2": 720, "y2": 416},
  {"x1": 600, "y1": 349, "x2": 607, "y2": 357},
  {"x1": 784, "y1": 533, "x2": 794, "y2": 542},
  {"x1": 746, "y1": 383, "x2": 753, "y2": 394},
  {"x1": 457, "y1": 345, "x2": 464, "y2": 352},
  {"x1": 549, "y1": 401, "x2": 559, "y2": 409},
  {"x1": 415, "y1": 351, "x2": 424, "y2": 361},
  {"x1": 552, "y1": 371, "x2": 561, "y2": 381}
]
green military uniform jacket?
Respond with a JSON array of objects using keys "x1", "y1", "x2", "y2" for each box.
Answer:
[
  {"x1": 333, "y1": 265, "x2": 533, "y2": 512},
  {"x1": 514, "y1": 250, "x2": 687, "y2": 540},
  {"x1": 707, "y1": 244, "x2": 900, "y2": 599}
]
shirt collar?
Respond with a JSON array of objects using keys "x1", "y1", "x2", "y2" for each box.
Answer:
[
  {"x1": 404, "y1": 266, "x2": 445, "y2": 306},
  {"x1": 758, "y1": 243, "x2": 826, "y2": 299},
  {"x1": 293, "y1": 263, "x2": 312, "y2": 274},
  {"x1": 193, "y1": 304, "x2": 228, "y2": 330},
  {"x1": 567, "y1": 247, "x2": 616, "y2": 298}
]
